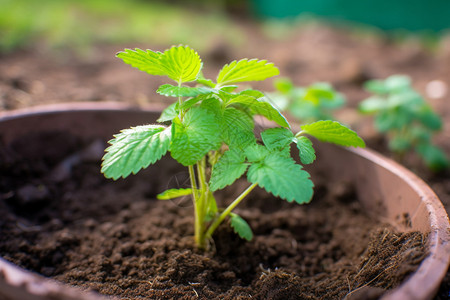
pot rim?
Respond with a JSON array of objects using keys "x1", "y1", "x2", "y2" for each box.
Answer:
[
  {"x1": 0, "y1": 102, "x2": 448, "y2": 300},
  {"x1": 0, "y1": 102, "x2": 166, "y2": 120},
  {"x1": 347, "y1": 146, "x2": 450, "y2": 300}
]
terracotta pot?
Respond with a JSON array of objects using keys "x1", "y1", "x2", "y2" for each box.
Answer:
[{"x1": 0, "y1": 102, "x2": 448, "y2": 300}]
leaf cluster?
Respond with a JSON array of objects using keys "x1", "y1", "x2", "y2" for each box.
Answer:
[
  {"x1": 101, "y1": 45, "x2": 365, "y2": 248},
  {"x1": 270, "y1": 78, "x2": 345, "y2": 123},
  {"x1": 359, "y1": 75, "x2": 448, "y2": 171}
]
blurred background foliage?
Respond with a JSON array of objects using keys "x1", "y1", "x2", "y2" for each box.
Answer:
[
  {"x1": 0, "y1": 0, "x2": 245, "y2": 53},
  {"x1": 1, "y1": 0, "x2": 449, "y2": 55}
]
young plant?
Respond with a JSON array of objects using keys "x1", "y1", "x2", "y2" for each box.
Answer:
[
  {"x1": 270, "y1": 78, "x2": 345, "y2": 123},
  {"x1": 359, "y1": 75, "x2": 449, "y2": 171},
  {"x1": 101, "y1": 45, "x2": 365, "y2": 250}
]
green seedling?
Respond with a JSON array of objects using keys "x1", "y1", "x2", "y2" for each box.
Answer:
[
  {"x1": 270, "y1": 78, "x2": 345, "y2": 123},
  {"x1": 359, "y1": 75, "x2": 449, "y2": 171},
  {"x1": 101, "y1": 45, "x2": 365, "y2": 249}
]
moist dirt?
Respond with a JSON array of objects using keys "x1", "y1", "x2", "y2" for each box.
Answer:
[{"x1": 0, "y1": 130, "x2": 427, "y2": 299}]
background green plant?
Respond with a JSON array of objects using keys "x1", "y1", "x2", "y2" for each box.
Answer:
[
  {"x1": 270, "y1": 78, "x2": 345, "y2": 123},
  {"x1": 359, "y1": 74, "x2": 449, "y2": 171}
]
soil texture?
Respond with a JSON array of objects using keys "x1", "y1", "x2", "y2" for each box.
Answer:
[{"x1": 0, "y1": 130, "x2": 427, "y2": 299}]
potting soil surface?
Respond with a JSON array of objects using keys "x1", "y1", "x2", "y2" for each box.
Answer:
[{"x1": 0, "y1": 130, "x2": 427, "y2": 299}]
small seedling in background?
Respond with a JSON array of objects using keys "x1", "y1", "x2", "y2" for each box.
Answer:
[
  {"x1": 359, "y1": 75, "x2": 449, "y2": 171},
  {"x1": 101, "y1": 45, "x2": 365, "y2": 250},
  {"x1": 270, "y1": 78, "x2": 345, "y2": 123}
]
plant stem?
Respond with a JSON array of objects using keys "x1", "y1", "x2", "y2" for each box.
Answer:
[
  {"x1": 178, "y1": 79, "x2": 185, "y2": 121},
  {"x1": 204, "y1": 183, "x2": 258, "y2": 241},
  {"x1": 188, "y1": 165, "x2": 203, "y2": 248},
  {"x1": 295, "y1": 130, "x2": 304, "y2": 138},
  {"x1": 197, "y1": 157, "x2": 208, "y2": 219}
]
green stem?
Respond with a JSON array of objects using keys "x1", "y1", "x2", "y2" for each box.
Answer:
[
  {"x1": 210, "y1": 150, "x2": 221, "y2": 167},
  {"x1": 196, "y1": 158, "x2": 208, "y2": 247},
  {"x1": 295, "y1": 130, "x2": 304, "y2": 138},
  {"x1": 197, "y1": 157, "x2": 208, "y2": 214},
  {"x1": 178, "y1": 79, "x2": 184, "y2": 121},
  {"x1": 188, "y1": 165, "x2": 203, "y2": 247},
  {"x1": 197, "y1": 157, "x2": 207, "y2": 193},
  {"x1": 204, "y1": 183, "x2": 258, "y2": 241}
]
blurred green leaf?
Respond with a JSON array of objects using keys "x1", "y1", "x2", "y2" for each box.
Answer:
[
  {"x1": 359, "y1": 96, "x2": 387, "y2": 113},
  {"x1": 416, "y1": 143, "x2": 449, "y2": 171}
]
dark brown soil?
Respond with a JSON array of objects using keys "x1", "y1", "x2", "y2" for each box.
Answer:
[{"x1": 0, "y1": 130, "x2": 427, "y2": 299}]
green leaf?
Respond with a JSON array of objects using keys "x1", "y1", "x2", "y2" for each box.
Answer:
[
  {"x1": 221, "y1": 107, "x2": 256, "y2": 149},
  {"x1": 157, "y1": 188, "x2": 193, "y2": 200},
  {"x1": 364, "y1": 79, "x2": 388, "y2": 94},
  {"x1": 117, "y1": 46, "x2": 202, "y2": 84},
  {"x1": 268, "y1": 94, "x2": 290, "y2": 111},
  {"x1": 239, "y1": 89, "x2": 266, "y2": 99},
  {"x1": 220, "y1": 85, "x2": 238, "y2": 93},
  {"x1": 197, "y1": 74, "x2": 216, "y2": 88},
  {"x1": 159, "y1": 45, "x2": 202, "y2": 83},
  {"x1": 300, "y1": 120, "x2": 365, "y2": 148},
  {"x1": 416, "y1": 143, "x2": 449, "y2": 171},
  {"x1": 375, "y1": 109, "x2": 411, "y2": 132},
  {"x1": 274, "y1": 77, "x2": 294, "y2": 94},
  {"x1": 200, "y1": 97, "x2": 223, "y2": 118},
  {"x1": 389, "y1": 136, "x2": 412, "y2": 153},
  {"x1": 116, "y1": 48, "x2": 164, "y2": 76},
  {"x1": 156, "y1": 84, "x2": 213, "y2": 97},
  {"x1": 228, "y1": 95, "x2": 289, "y2": 128},
  {"x1": 417, "y1": 107, "x2": 442, "y2": 130},
  {"x1": 170, "y1": 106, "x2": 222, "y2": 166},
  {"x1": 102, "y1": 125, "x2": 171, "y2": 179},
  {"x1": 359, "y1": 96, "x2": 387, "y2": 114},
  {"x1": 374, "y1": 111, "x2": 396, "y2": 132},
  {"x1": 217, "y1": 59, "x2": 279, "y2": 85},
  {"x1": 230, "y1": 213, "x2": 253, "y2": 241},
  {"x1": 409, "y1": 126, "x2": 431, "y2": 142},
  {"x1": 290, "y1": 98, "x2": 321, "y2": 122},
  {"x1": 293, "y1": 136, "x2": 316, "y2": 164},
  {"x1": 364, "y1": 75, "x2": 411, "y2": 94},
  {"x1": 157, "y1": 102, "x2": 178, "y2": 123},
  {"x1": 261, "y1": 127, "x2": 294, "y2": 151},
  {"x1": 210, "y1": 149, "x2": 248, "y2": 191},
  {"x1": 217, "y1": 90, "x2": 236, "y2": 104},
  {"x1": 205, "y1": 191, "x2": 218, "y2": 221},
  {"x1": 384, "y1": 75, "x2": 411, "y2": 92},
  {"x1": 303, "y1": 86, "x2": 334, "y2": 105},
  {"x1": 244, "y1": 144, "x2": 270, "y2": 163},
  {"x1": 178, "y1": 95, "x2": 208, "y2": 110},
  {"x1": 247, "y1": 153, "x2": 313, "y2": 204}
]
